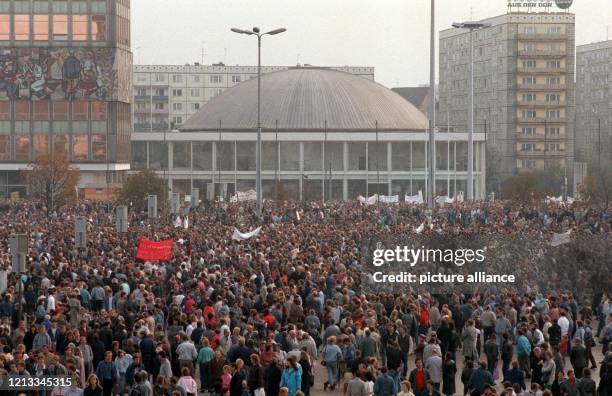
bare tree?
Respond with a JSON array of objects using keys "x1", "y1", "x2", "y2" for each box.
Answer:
[{"x1": 24, "y1": 152, "x2": 80, "y2": 214}]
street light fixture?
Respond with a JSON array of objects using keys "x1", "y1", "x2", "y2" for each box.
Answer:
[
  {"x1": 452, "y1": 21, "x2": 490, "y2": 201},
  {"x1": 231, "y1": 26, "x2": 287, "y2": 214}
]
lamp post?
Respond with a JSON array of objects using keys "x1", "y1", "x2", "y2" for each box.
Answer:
[
  {"x1": 231, "y1": 27, "x2": 286, "y2": 214},
  {"x1": 452, "y1": 21, "x2": 490, "y2": 201},
  {"x1": 428, "y1": 0, "x2": 436, "y2": 209}
]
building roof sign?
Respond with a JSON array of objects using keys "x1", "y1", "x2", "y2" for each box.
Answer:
[{"x1": 507, "y1": 0, "x2": 573, "y2": 12}]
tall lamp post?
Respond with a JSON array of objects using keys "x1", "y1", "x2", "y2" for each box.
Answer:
[
  {"x1": 452, "y1": 21, "x2": 490, "y2": 201},
  {"x1": 231, "y1": 26, "x2": 286, "y2": 214}
]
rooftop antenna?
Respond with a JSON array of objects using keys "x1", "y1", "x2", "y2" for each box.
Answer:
[{"x1": 200, "y1": 41, "x2": 207, "y2": 64}]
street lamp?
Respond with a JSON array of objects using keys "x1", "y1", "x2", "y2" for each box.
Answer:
[
  {"x1": 231, "y1": 26, "x2": 287, "y2": 214},
  {"x1": 452, "y1": 21, "x2": 490, "y2": 201}
]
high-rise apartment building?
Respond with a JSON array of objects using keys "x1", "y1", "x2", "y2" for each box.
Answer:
[
  {"x1": 439, "y1": 12, "x2": 575, "y2": 192},
  {"x1": 0, "y1": 0, "x2": 132, "y2": 196},
  {"x1": 576, "y1": 40, "x2": 612, "y2": 172},
  {"x1": 132, "y1": 64, "x2": 374, "y2": 132}
]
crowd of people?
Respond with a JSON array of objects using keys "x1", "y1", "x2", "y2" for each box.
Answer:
[{"x1": 0, "y1": 198, "x2": 609, "y2": 396}]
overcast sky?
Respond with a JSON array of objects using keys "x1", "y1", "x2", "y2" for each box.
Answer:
[{"x1": 132, "y1": 0, "x2": 612, "y2": 88}]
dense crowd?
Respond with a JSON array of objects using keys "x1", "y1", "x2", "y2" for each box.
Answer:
[{"x1": 0, "y1": 199, "x2": 610, "y2": 396}]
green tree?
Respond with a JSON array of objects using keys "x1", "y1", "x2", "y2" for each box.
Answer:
[
  {"x1": 24, "y1": 152, "x2": 80, "y2": 215},
  {"x1": 118, "y1": 170, "x2": 168, "y2": 212}
]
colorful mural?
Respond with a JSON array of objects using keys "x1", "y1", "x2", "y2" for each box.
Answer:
[{"x1": 0, "y1": 47, "x2": 130, "y2": 102}]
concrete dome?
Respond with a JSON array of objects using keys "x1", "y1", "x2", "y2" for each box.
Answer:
[{"x1": 180, "y1": 68, "x2": 429, "y2": 132}]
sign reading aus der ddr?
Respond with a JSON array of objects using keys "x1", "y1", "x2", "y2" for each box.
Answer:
[{"x1": 508, "y1": 0, "x2": 573, "y2": 9}]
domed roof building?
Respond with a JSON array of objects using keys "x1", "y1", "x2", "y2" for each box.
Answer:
[
  {"x1": 181, "y1": 68, "x2": 428, "y2": 132},
  {"x1": 132, "y1": 67, "x2": 486, "y2": 201}
]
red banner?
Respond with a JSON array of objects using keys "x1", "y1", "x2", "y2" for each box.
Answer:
[{"x1": 136, "y1": 239, "x2": 173, "y2": 261}]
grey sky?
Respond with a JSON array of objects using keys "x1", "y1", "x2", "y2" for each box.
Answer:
[{"x1": 132, "y1": 0, "x2": 612, "y2": 88}]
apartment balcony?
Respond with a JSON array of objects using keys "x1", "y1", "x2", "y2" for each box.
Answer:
[
  {"x1": 152, "y1": 95, "x2": 169, "y2": 101},
  {"x1": 134, "y1": 95, "x2": 150, "y2": 101},
  {"x1": 134, "y1": 108, "x2": 169, "y2": 115},
  {"x1": 518, "y1": 49, "x2": 566, "y2": 58},
  {"x1": 517, "y1": 117, "x2": 566, "y2": 124},
  {"x1": 517, "y1": 150, "x2": 565, "y2": 158},
  {"x1": 516, "y1": 133, "x2": 566, "y2": 142},
  {"x1": 134, "y1": 122, "x2": 170, "y2": 131},
  {"x1": 517, "y1": 83, "x2": 566, "y2": 91},
  {"x1": 517, "y1": 33, "x2": 567, "y2": 41},
  {"x1": 517, "y1": 100, "x2": 566, "y2": 107},
  {"x1": 516, "y1": 66, "x2": 566, "y2": 74}
]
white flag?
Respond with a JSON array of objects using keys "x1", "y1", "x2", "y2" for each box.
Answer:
[
  {"x1": 183, "y1": 216, "x2": 189, "y2": 229},
  {"x1": 232, "y1": 226, "x2": 262, "y2": 241},
  {"x1": 173, "y1": 216, "x2": 182, "y2": 228},
  {"x1": 415, "y1": 222, "x2": 425, "y2": 234}
]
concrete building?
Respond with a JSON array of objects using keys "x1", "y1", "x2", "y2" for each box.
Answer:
[
  {"x1": 439, "y1": 12, "x2": 575, "y2": 192},
  {"x1": 131, "y1": 67, "x2": 486, "y2": 201},
  {"x1": 391, "y1": 86, "x2": 434, "y2": 116},
  {"x1": 0, "y1": 0, "x2": 132, "y2": 197},
  {"x1": 132, "y1": 64, "x2": 374, "y2": 132},
  {"x1": 576, "y1": 40, "x2": 612, "y2": 172}
]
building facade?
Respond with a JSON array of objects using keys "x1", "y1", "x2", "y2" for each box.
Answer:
[
  {"x1": 576, "y1": 40, "x2": 612, "y2": 172},
  {"x1": 439, "y1": 12, "x2": 575, "y2": 192},
  {"x1": 0, "y1": 0, "x2": 132, "y2": 197},
  {"x1": 132, "y1": 64, "x2": 374, "y2": 132},
  {"x1": 131, "y1": 68, "x2": 486, "y2": 201}
]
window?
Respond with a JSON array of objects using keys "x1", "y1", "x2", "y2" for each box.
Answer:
[
  {"x1": 191, "y1": 103, "x2": 200, "y2": 111},
  {"x1": 546, "y1": 76, "x2": 561, "y2": 85},
  {"x1": 53, "y1": 132, "x2": 69, "y2": 155},
  {"x1": 172, "y1": 116, "x2": 183, "y2": 125},
  {"x1": 154, "y1": 74, "x2": 165, "y2": 83},
  {"x1": 522, "y1": 110, "x2": 536, "y2": 119},
  {"x1": 522, "y1": 60, "x2": 536, "y2": 68},
  {"x1": 545, "y1": 143, "x2": 561, "y2": 152},
  {"x1": 193, "y1": 142, "x2": 212, "y2": 170},
  {"x1": 522, "y1": 76, "x2": 536, "y2": 85},
  {"x1": 0, "y1": 15, "x2": 9, "y2": 40},
  {"x1": 210, "y1": 75, "x2": 222, "y2": 83},
  {"x1": 546, "y1": 94, "x2": 560, "y2": 103},
  {"x1": 172, "y1": 75, "x2": 183, "y2": 83},
  {"x1": 232, "y1": 75, "x2": 241, "y2": 83},
  {"x1": 91, "y1": 15, "x2": 106, "y2": 41},
  {"x1": 136, "y1": 88, "x2": 147, "y2": 97},
  {"x1": 136, "y1": 74, "x2": 147, "y2": 83},
  {"x1": 91, "y1": 134, "x2": 106, "y2": 161},
  {"x1": 72, "y1": 134, "x2": 89, "y2": 160},
  {"x1": 521, "y1": 143, "x2": 535, "y2": 151},
  {"x1": 172, "y1": 103, "x2": 183, "y2": 111},
  {"x1": 190, "y1": 89, "x2": 200, "y2": 97},
  {"x1": 546, "y1": 110, "x2": 561, "y2": 119},
  {"x1": 154, "y1": 103, "x2": 165, "y2": 110},
  {"x1": 524, "y1": 26, "x2": 536, "y2": 34},
  {"x1": 217, "y1": 142, "x2": 235, "y2": 171},
  {"x1": 15, "y1": 102, "x2": 29, "y2": 120},
  {"x1": 154, "y1": 88, "x2": 166, "y2": 96},
  {"x1": 72, "y1": 15, "x2": 88, "y2": 41},
  {"x1": 521, "y1": 160, "x2": 536, "y2": 169},
  {"x1": 33, "y1": 15, "x2": 49, "y2": 40},
  {"x1": 348, "y1": 142, "x2": 367, "y2": 170},
  {"x1": 546, "y1": 60, "x2": 561, "y2": 69},
  {"x1": 0, "y1": 102, "x2": 10, "y2": 120},
  {"x1": 172, "y1": 89, "x2": 183, "y2": 97},
  {"x1": 91, "y1": 102, "x2": 107, "y2": 120},
  {"x1": 72, "y1": 101, "x2": 88, "y2": 120},
  {"x1": 522, "y1": 93, "x2": 536, "y2": 102},
  {"x1": 14, "y1": 15, "x2": 30, "y2": 41},
  {"x1": 236, "y1": 142, "x2": 256, "y2": 171},
  {"x1": 546, "y1": 127, "x2": 561, "y2": 136},
  {"x1": 191, "y1": 75, "x2": 200, "y2": 83},
  {"x1": 52, "y1": 15, "x2": 68, "y2": 41},
  {"x1": 521, "y1": 127, "x2": 536, "y2": 136},
  {"x1": 211, "y1": 89, "x2": 222, "y2": 99},
  {"x1": 547, "y1": 26, "x2": 562, "y2": 34},
  {"x1": 15, "y1": 135, "x2": 31, "y2": 161},
  {"x1": 33, "y1": 102, "x2": 49, "y2": 121},
  {"x1": 280, "y1": 142, "x2": 299, "y2": 171}
]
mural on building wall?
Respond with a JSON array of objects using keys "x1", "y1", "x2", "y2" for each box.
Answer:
[{"x1": 0, "y1": 47, "x2": 130, "y2": 102}]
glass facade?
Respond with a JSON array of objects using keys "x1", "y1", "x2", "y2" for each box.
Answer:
[{"x1": 130, "y1": 137, "x2": 485, "y2": 201}]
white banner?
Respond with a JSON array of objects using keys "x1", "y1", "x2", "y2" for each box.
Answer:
[
  {"x1": 358, "y1": 195, "x2": 378, "y2": 205},
  {"x1": 550, "y1": 230, "x2": 572, "y2": 247},
  {"x1": 405, "y1": 190, "x2": 424, "y2": 204},
  {"x1": 173, "y1": 216, "x2": 182, "y2": 228},
  {"x1": 415, "y1": 222, "x2": 425, "y2": 234},
  {"x1": 380, "y1": 195, "x2": 399, "y2": 203},
  {"x1": 546, "y1": 195, "x2": 575, "y2": 204},
  {"x1": 232, "y1": 226, "x2": 262, "y2": 241},
  {"x1": 183, "y1": 216, "x2": 189, "y2": 229},
  {"x1": 230, "y1": 189, "x2": 257, "y2": 203}
]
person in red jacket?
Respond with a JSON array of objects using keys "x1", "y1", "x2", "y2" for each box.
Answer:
[{"x1": 419, "y1": 304, "x2": 430, "y2": 336}]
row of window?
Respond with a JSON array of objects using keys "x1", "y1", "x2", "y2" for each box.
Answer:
[
  {"x1": 521, "y1": 127, "x2": 562, "y2": 136},
  {"x1": 0, "y1": 133, "x2": 106, "y2": 161},
  {"x1": 0, "y1": 14, "x2": 106, "y2": 41},
  {"x1": 520, "y1": 143, "x2": 563, "y2": 152},
  {"x1": 521, "y1": 60, "x2": 562, "y2": 68},
  {"x1": 131, "y1": 141, "x2": 474, "y2": 173},
  {"x1": 137, "y1": 73, "x2": 246, "y2": 84},
  {"x1": 520, "y1": 93, "x2": 562, "y2": 102},
  {"x1": 0, "y1": 101, "x2": 106, "y2": 121},
  {"x1": 520, "y1": 110, "x2": 563, "y2": 119}
]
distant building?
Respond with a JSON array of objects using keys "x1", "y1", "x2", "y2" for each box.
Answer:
[
  {"x1": 439, "y1": 12, "x2": 575, "y2": 192},
  {"x1": 0, "y1": 0, "x2": 133, "y2": 197},
  {"x1": 391, "y1": 86, "x2": 433, "y2": 116},
  {"x1": 132, "y1": 64, "x2": 375, "y2": 132},
  {"x1": 131, "y1": 68, "x2": 486, "y2": 201},
  {"x1": 575, "y1": 40, "x2": 612, "y2": 172}
]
